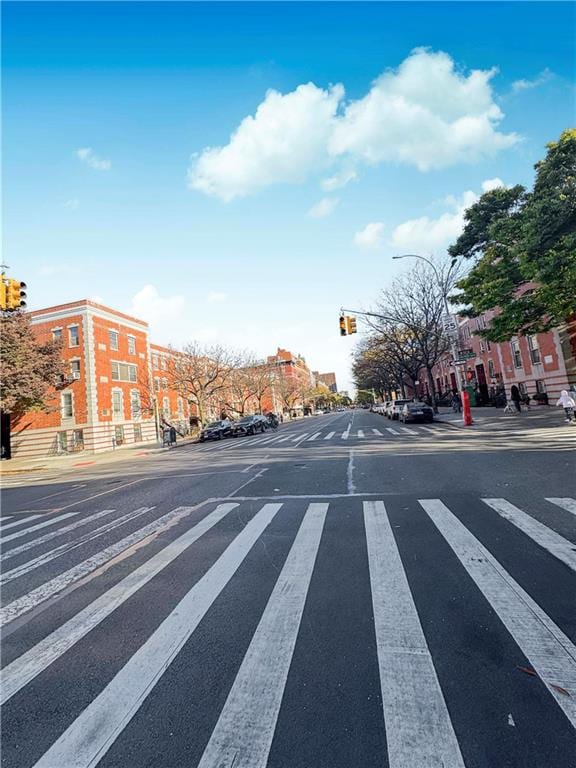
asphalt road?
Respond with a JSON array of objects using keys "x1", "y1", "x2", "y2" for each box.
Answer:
[{"x1": 1, "y1": 409, "x2": 575, "y2": 768}]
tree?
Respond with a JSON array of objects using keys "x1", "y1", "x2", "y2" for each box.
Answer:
[
  {"x1": 0, "y1": 311, "x2": 65, "y2": 425},
  {"x1": 274, "y1": 374, "x2": 302, "y2": 415},
  {"x1": 450, "y1": 129, "x2": 576, "y2": 340},
  {"x1": 166, "y1": 342, "x2": 242, "y2": 425},
  {"x1": 223, "y1": 358, "x2": 276, "y2": 416}
]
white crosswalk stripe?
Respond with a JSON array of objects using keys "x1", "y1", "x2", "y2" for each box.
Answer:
[
  {"x1": 307, "y1": 432, "x2": 321, "y2": 441},
  {"x1": 399, "y1": 426, "x2": 418, "y2": 435},
  {"x1": 292, "y1": 433, "x2": 308, "y2": 442},
  {"x1": 482, "y1": 498, "x2": 576, "y2": 572},
  {"x1": 0, "y1": 510, "x2": 82, "y2": 543},
  {"x1": 364, "y1": 501, "x2": 465, "y2": 767},
  {"x1": 546, "y1": 497, "x2": 576, "y2": 517},
  {"x1": 2, "y1": 494, "x2": 574, "y2": 767},
  {"x1": 386, "y1": 427, "x2": 401, "y2": 435},
  {"x1": 324, "y1": 431, "x2": 335, "y2": 440},
  {"x1": 371, "y1": 428, "x2": 382, "y2": 435},
  {"x1": 0, "y1": 513, "x2": 46, "y2": 531}
]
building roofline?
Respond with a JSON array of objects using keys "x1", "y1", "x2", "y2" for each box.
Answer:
[{"x1": 28, "y1": 300, "x2": 149, "y2": 328}]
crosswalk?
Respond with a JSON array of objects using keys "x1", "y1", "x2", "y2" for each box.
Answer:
[{"x1": 1, "y1": 495, "x2": 575, "y2": 766}]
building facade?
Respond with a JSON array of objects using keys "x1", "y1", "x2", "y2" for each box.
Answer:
[
  {"x1": 430, "y1": 312, "x2": 576, "y2": 405},
  {"x1": 12, "y1": 301, "x2": 190, "y2": 459},
  {"x1": 312, "y1": 371, "x2": 338, "y2": 393}
]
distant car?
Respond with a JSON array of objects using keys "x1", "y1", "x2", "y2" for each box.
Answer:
[
  {"x1": 400, "y1": 401, "x2": 434, "y2": 423},
  {"x1": 199, "y1": 419, "x2": 234, "y2": 441},
  {"x1": 231, "y1": 415, "x2": 267, "y2": 436},
  {"x1": 314, "y1": 409, "x2": 325, "y2": 415},
  {"x1": 387, "y1": 399, "x2": 412, "y2": 420}
]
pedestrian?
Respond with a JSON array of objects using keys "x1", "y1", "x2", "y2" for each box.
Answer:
[
  {"x1": 555, "y1": 389, "x2": 576, "y2": 423},
  {"x1": 510, "y1": 385, "x2": 522, "y2": 413}
]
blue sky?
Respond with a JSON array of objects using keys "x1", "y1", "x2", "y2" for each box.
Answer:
[{"x1": 3, "y1": 1, "x2": 575, "y2": 393}]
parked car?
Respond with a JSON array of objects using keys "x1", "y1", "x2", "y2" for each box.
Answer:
[
  {"x1": 400, "y1": 401, "x2": 434, "y2": 423},
  {"x1": 199, "y1": 419, "x2": 234, "y2": 441},
  {"x1": 231, "y1": 415, "x2": 267, "y2": 436},
  {"x1": 387, "y1": 399, "x2": 412, "y2": 420}
]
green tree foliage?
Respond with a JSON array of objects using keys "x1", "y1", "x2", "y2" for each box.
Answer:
[
  {"x1": 450, "y1": 129, "x2": 576, "y2": 341},
  {"x1": 0, "y1": 311, "x2": 65, "y2": 423}
]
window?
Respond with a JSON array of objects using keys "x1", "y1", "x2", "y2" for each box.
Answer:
[
  {"x1": 130, "y1": 390, "x2": 141, "y2": 419},
  {"x1": 463, "y1": 326, "x2": 471, "y2": 339},
  {"x1": 111, "y1": 362, "x2": 137, "y2": 382},
  {"x1": 160, "y1": 358, "x2": 167, "y2": 371},
  {"x1": 161, "y1": 377, "x2": 167, "y2": 390},
  {"x1": 152, "y1": 355, "x2": 159, "y2": 369},
  {"x1": 127, "y1": 336, "x2": 136, "y2": 355},
  {"x1": 69, "y1": 326, "x2": 79, "y2": 347},
  {"x1": 476, "y1": 315, "x2": 486, "y2": 330},
  {"x1": 61, "y1": 392, "x2": 73, "y2": 418},
  {"x1": 518, "y1": 382, "x2": 528, "y2": 396},
  {"x1": 488, "y1": 360, "x2": 496, "y2": 379},
  {"x1": 73, "y1": 429, "x2": 84, "y2": 449},
  {"x1": 52, "y1": 328, "x2": 63, "y2": 341},
  {"x1": 177, "y1": 396, "x2": 184, "y2": 417},
  {"x1": 528, "y1": 335, "x2": 541, "y2": 364},
  {"x1": 112, "y1": 390, "x2": 123, "y2": 419},
  {"x1": 133, "y1": 424, "x2": 143, "y2": 442},
  {"x1": 70, "y1": 360, "x2": 81, "y2": 379},
  {"x1": 114, "y1": 425, "x2": 125, "y2": 445},
  {"x1": 511, "y1": 339, "x2": 522, "y2": 369},
  {"x1": 162, "y1": 396, "x2": 170, "y2": 417},
  {"x1": 486, "y1": 340, "x2": 491, "y2": 351},
  {"x1": 58, "y1": 431, "x2": 68, "y2": 452},
  {"x1": 154, "y1": 377, "x2": 160, "y2": 392},
  {"x1": 535, "y1": 380, "x2": 547, "y2": 394},
  {"x1": 108, "y1": 330, "x2": 119, "y2": 351}
]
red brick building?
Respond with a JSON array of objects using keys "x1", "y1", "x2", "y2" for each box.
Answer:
[
  {"x1": 431, "y1": 311, "x2": 576, "y2": 405},
  {"x1": 312, "y1": 371, "x2": 338, "y2": 393},
  {"x1": 12, "y1": 301, "x2": 190, "y2": 458}
]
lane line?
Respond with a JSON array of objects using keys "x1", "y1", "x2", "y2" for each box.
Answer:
[
  {"x1": 1, "y1": 507, "x2": 153, "y2": 584},
  {"x1": 482, "y1": 499, "x2": 576, "y2": 573},
  {"x1": 386, "y1": 428, "x2": 401, "y2": 436},
  {"x1": 0, "y1": 506, "x2": 193, "y2": 628},
  {"x1": 0, "y1": 503, "x2": 239, "y2": 706},
  {"x1": 30, "y1": 503, "x2": 284, "y2": 768},
  {"x1": 0, "y1": 514, "x2": 46, "y2": 532},
  {"x1": 306, "y1": 433, "x2": 321, "y2": 441},
  {"x1": 347, "y1": 450, "x2": 356, "y2": 495},
  {"x1": 364, "y1": 501, "x2": 465, "y2": 768},
  {"x1": 1, "y1": 511, "x2": 81, "y2": 543},
  {"x1": 324, "y1": 431, "x2": 335, "y2": 440},
  {"x1": 197, "y1": 503, "x2": 327, "y2": 768},
  {"x1": 546, "y1": 498, "x2": 576, "y2": 517},
  {"x1": 419, "y1": 499, "x2": 576, "y2": 728},
  {"x1": 1, "y1": 508, "x2": 118, "y2": 563}
]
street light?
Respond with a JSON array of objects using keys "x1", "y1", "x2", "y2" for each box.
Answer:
[{"x1": 392, "y1": 253, "x2": 467, "y2": 411}]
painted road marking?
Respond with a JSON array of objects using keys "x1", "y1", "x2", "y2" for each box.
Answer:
[
  {"x1": 364, "y1": 501, "x2": 465, "y2": 768},
  {"x1": 307, "y1": 433, "x2": 321, "y2": 441},
  {"x1": 399, "y1": 427, "x2": 418, "y2": 435},
  {"x1": 324, "y1": 432, "x2": 335, "y2": 440},
  {"x1": 0, "y1": 511, "x2": 81, "y2": 543},
  {"x1": 0, "y1": 507, "x2": 193, "y2": 628},
  {"x1": 482, "y1": 498, "x2": 576, "y2": 573},
  {"x1": 0, "y1": 514, "x2": 45, "y2": 531},
  {"x1": 420, "y1": 499, "x2": 576, "y2": 730},
  {"x1": 357, "y1": 430, "x2": 365, "y2": 438},
  {"x1": 197, "y1": 503, "x2": 327, "y2": 768},
  {"x1": 30, "y1": 503, "x2": 284, "y2": 768},
  {"x1": 372, "y1": 429, "x2": 382, "y2": 435},
  {"x1": 386, "y1": 428, "x2": 401, "y2": 436},
  {"x1": 1, "y1": 507, "x2": 153, "y2": 585},
  {"x1": 292, "y1": 433, "x2": 309, "y2": 442},
  {"x1": 0, "y1": 502, "x2": 239, "y2": 706},
  {"x1": 545, "y1": 498, "x2": 576, "y2": 517}
]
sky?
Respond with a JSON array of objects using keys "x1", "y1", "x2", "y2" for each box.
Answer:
[{"x1": 3, "y1": 1, "x2": 575, "y2": 394}]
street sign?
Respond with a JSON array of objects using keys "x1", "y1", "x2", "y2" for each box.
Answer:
[
  {"x1": 457, "y1": 349, "x2": 476, "y2": 360},
  {"x1": 441, "y1": 314, "x2": 458, "y2": 332}
]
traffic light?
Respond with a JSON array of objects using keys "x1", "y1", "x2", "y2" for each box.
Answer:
[
  {"x1": 346, "y1": 315, "x2": 357, "y2": 334},
  {"x1": 6, "y1": 279, "x2": 27, "y2": 310},
  {"x1": 339, "y1": 315, "x2": 347, "y2": 336},
  {"x1": 0, "y1": 279, "x2": 7, "y2": 311}
]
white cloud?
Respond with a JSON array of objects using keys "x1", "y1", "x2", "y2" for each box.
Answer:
[
  {"x1": 63, "y1": 198, "x2": 80, "y2": 210},
  {"x1": 391, "y1": 190, "x2": 478, "y2": 253},
  {"x1": 330, "y1": 48, "x2": 518, "y2": 171},
  {"x1": 206, "y1": 291, "x2": 228, "y2": 303},
  {"x1": 128, "y1": 285, "x2": 185, "y2": 329},
  {"x1": 189, "y1": 49, "x2": 518, "y2": 201},
  {"x1": 188, "y1": 83, "x2": 343, "y2": 201},
  {"x1": 76, "y1": 147, "x2": 111, "y2": 171},
  {"x1": 354, "y1": 222, "x2": 385, "y2": 249},
  {"x1": 321, "y1": 168, "x2": 357, "y2": 191},
  {"x1": 481, "y1": 177, "x2": 505, "y2": 192},
  {"x1": 512, "y1": 68, "x2": 553, "y2": 92},
  {"x1": 308, "y1": 197, "x2": 339, "y2": 218}
]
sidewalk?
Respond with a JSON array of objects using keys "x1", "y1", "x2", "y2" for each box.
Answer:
[
  {"x1": 0, "y1": 434, "x2": 198, "y2": 477},
  {"x1": 436, "y1": 405, "x2": 567, "y2": 428}
]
